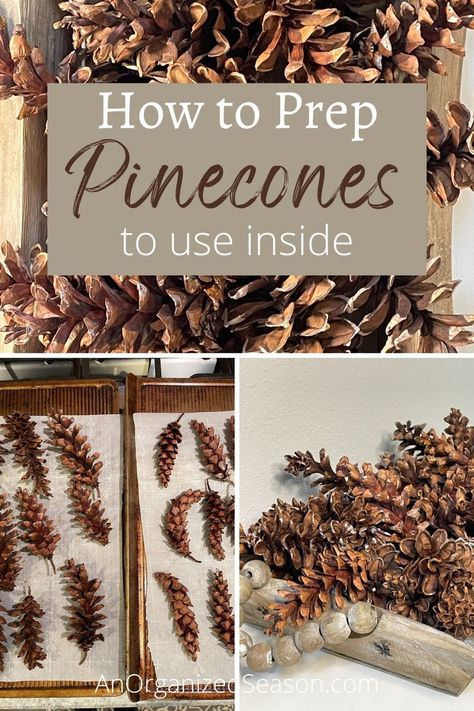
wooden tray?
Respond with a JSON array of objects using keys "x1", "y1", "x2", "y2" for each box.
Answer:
[
  {"x1": 0, "y1": 378, "x2": 123, "y2": 699},
  {"x1": 125, "y1": 375, "x2": 235, "y2": 703}
]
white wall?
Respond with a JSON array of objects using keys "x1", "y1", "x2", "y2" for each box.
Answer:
[{"x1": 240, "y1": 356, "x2": 474, "y2": 711}]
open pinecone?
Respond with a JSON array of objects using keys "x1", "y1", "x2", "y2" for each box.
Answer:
[
  {"x1": 0, "y1": 241, "x2": 471, "y2": 353},
  {"x1": 427, "y1": 101, "x2": 474, "y2": 206},
  {"x1": 245, "y1": 407, "x2": 474, "y2": 638},
  {"x1": 0, "y1": 21, "x2": 56, "y2": 118},
  {"x1": 358, "y1": 1, "x2": 466, "y2": 83}
]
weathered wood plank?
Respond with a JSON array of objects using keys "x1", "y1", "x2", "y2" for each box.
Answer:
[
  {"x1": 426, "y1": 34, "x2": 466, "y2": 310},
  {"x1": 0, "y1": 0, "x2": 69, "y2": 352},
  {"x1": 243, "y1": 577, "x2": 474, "y2": 696},
  {"x1": 0, "y1": 0, "x2": 69, "y2": 255}
]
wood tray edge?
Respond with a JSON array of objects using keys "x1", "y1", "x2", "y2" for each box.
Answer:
[
  {"x1": 0, "y1": 377, "x2": 123, "y2": 699},
  {"x1": 125, "y1": 375, "x2": 235, "y2": 703}
]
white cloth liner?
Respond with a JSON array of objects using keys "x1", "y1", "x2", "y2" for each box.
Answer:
[
  {"x1": 0, "y1": 414, "x2": 124, "y2": 684},
  {"x1": 133, "y1": 412, "x2": 234, "y2": 687}
]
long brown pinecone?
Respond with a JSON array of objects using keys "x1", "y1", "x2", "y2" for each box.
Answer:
[
  {"x1": 47, "y1": 412, "x2": 103, "y2": 490},
  {"x1": 427, "y1": 101, "x2": 474, "y2": 206},
  {"x1": 61, "y1": 559, "x2": 106, "y2": 664},
  {"x1": 9, "y1": 589, "x2": 47, "y2": 670},
  {"x1": 15, "y1": 488, "x2": 60, "y2": 573},
  {"x1": 68, "y1": 482, "x2": 112, "y2": 546},
  {"x1": 0, "y1": 602, "x2": 8, "y2": 672},
  {"x1": 0, "y1": 492, "x2": 21, "y2": 591},
  {"x1": 190, "y1": 420, "x2": 230, "y2": 480},
  {"x1": 0, "y1": 241, "x2": 472, "y2": 354},
  {"x1": 156, "y1": 414, "x2": 183, "y2": 487},
  {"x1": 2, "y1": 412, "x2": 51, "y2": 498},
  {"x1": 154, "y1": 572, "x2": 200, "y2": 661},
  {"x1": 209, "y1": 570, "x2": 235, "y2": 653},
  {"x1": 165, "y1": 489, "x2": 204, "y2": 562},
  {"x1": 203, "y1": 484, "x2": 227, "y2": 560},
  {"x1": 47, "y1": 412, "x2": 111, "y2": 545}
]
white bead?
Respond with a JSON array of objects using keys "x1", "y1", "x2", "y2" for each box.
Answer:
[
  {"x1": 294, "y1": 622, "x2": 323, "y2": 653},
  {"x1": 240, "y1": 575, "x2": 253, "y2": 604},
  {"x1": 240, "y1": 630, "x2": 253, "y2": 658},
  {"x1": 246, "y1": 642, "x2": 274, "y2": 672},
  {"x1": 272, "y1": 636, "x2": 302, "y2": 667},
  {"x1": 348, "y1": 602, "x2": 378, "y2": 635},
  {"x1": 241, "y1": 560, "x2": 271, "y2": 589},
  {"x1": 320, "y1": 612, "x2": 351, "y2": 644}
]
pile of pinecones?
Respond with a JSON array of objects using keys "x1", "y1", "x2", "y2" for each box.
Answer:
[
  {"x1": 0, "y1": 242, "x2": 472, "y2": 353},
  {"x1": 1, "y1": 0, "x2": 473, "y2": 97},
  {"x1": 241, "y1": 408, "x2": 474, "y2": 639}
]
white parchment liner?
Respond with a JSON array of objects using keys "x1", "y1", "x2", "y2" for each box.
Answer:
[
  {"x1": 0, "y1": 414, "x2": 124, "y2": 684},
  {"x1": 134, "y1": 411, "x2": 234, "y2": 687}
]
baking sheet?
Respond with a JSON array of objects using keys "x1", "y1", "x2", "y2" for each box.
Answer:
[
  {"x1": 134, "y1": 411, "x2": 234, "y2": 686},
  {"x1": 0, "y1": 415, "x2": 124, "y2": 684}
]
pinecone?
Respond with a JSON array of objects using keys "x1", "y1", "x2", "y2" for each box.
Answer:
[
  {"x1": 435, "y1": 543, "x2": 474, "y2": 638},
  {"x1": 47, "y1": 412, "x2": 103, "y2": 490},
  {"x1": 203, "y1": 483, "x2": 227, "y2": 560},
  {"x1": 0, "y1": 241, "x2": 472, "y2": 353},
  {"x1": 61, "y1": 559, "x2": 106, "y2": 664},
  {"x1": 426, "y1": 101, "x2": 474, "y2": 206},
  {"x1": 0, "y1": 492, "x2": 21, "y2": 592},
  {"x1": 247, "y1": 1, "x2": 378, "y2": 83},
  {"x1": 190, "y1": 420, "x2": 230, "y2": 480},
  {"x1": 0, "y1": 602, "x2": 8, "y2": 672},
  {"x1": 245, "y1": 496, "x2": 328, "y2": 574},
  {"x1": 165, "y1": 489, "x2": 204, "y2": 561},
  {"x1": 209, "y1": 569, "x2": 234, "y2": 652},
  {"x1": 15, "y1": 488, "x2": 61, "y2": 573},
  {"x1": 358, "y1": 1, "x2": 465, "y2": 83},
  {"x1": 383, "y1": 569, "x2": 431, "y2": 621},
  {"x1": 155, "y1": 571, "x2": 200, "y2": 660},
  {"x1": 0, "y1": 21, "x2": 56, "y2": 118},
  {"x1": 9, "y1": 589, "x2": 47, "y2": 670},
  {"x1": 47, "y1": 412, "x2": 111, "y2": 545},
  {"x1": 2, "y1": 412, "x2": 51, "y2": 498},
  {"x1": 155, "y1": 414, "x2": 183, "y2": 487},
  {"x1": 68, "y1": 481, "x2": 112, "y2": 546}
]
